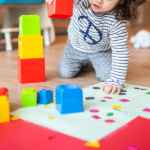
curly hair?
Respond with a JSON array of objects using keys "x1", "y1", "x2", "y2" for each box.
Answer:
[
  {"x1": 115, "y1": 0, "x2": 146, "y2": 20},
  {"x1": 79, "y1": 0, "x2": 146, "y2": 21}
]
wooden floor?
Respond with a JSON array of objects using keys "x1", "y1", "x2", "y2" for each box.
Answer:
[{"x1": 0, "y1": 25, "x2": 150, "y2": 112}]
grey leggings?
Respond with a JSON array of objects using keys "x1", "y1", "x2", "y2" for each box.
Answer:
[{"x1": 58, "y1": 40, "x2": 112, "y2": 82}]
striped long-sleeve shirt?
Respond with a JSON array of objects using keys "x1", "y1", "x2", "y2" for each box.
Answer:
[{"x1": 67, "y1": 0, "x2": 130, "y2": 89}]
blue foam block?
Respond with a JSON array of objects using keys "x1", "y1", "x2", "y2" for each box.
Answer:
[
  {"x1": 37, "y1": 89, "x2": 53, "y2": 105},
  {"x1": 0, "y1": 0, "x2": 44, "y2": 4},
  {"x1": 56, "y1": 84, "x2": 83, "y2": 114}
]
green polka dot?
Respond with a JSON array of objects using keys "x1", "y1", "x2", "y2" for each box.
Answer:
[
  {"x1": 146, "y1": 92, "x2": 150, "y2": 95},
  {"x1": 107, "y1": 113, "x2": 114, "y2": 116}
]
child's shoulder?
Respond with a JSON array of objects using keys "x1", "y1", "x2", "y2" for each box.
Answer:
[
  {"x1": 107, "y1": 11, "x2": 128, "y2": 24},
  {"x1": 74, "y1": 0, "x2": 89, "y2": 6}
]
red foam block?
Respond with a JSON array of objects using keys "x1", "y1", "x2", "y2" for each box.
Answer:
[
  {"x1": 17, "y1": 56, "x2": 45, "y2": 84},
  {"x1": 0, "y1": 88, "x2": 8, "y2": 97},
  {"x1": 48, "y1": 0, "x2": 73, "y2": 19}
]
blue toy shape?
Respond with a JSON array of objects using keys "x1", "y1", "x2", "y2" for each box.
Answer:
[
  {"x1": 56, "y1": 84, "x2": 83, "y2": 114},
  {"x1": 37, "y1": 89, "x2": 53, "y2": 105}
]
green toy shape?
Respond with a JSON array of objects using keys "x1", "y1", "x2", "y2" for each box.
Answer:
[
  {"x1": 22, "y1": 88, "x2": 37, "y2": 107},
  {"x1": 19, "y1": 15, "x2": 41, "y2": 35}
]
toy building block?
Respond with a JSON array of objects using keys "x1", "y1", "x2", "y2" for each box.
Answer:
[
  {"x1": 48, "y1": 0, "x2": 73, "y2": 19},
  {"x1": 0, "y1": 96, "x2": 10, "y2": 123},
  {"x1": 37, "y1": 89, "x2": 53, "y2": 105},
  {"x1": 17, "y1": 56, "x2": 45, "y2": 84},
  {"x1": 22, "y1": 88, "x2": 37, "y2": 107},
  {"x1": 56, "y1": 84, "x2": 83, "y2": 114},
  {"x1": 19, "y1": 15, "x2": 41, "y2": 35},
  {"x1": 18, "y1": 35, "x2": 43, "y2": 59},
  {"x1": 0, "y1": 88, "x2": 8, "y2": 97}
]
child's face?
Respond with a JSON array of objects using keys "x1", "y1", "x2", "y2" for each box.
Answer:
[{"x1": 89, "y1": 0, "x2": 121, "y2": 14}]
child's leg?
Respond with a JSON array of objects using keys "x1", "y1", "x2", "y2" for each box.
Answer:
[
  {"x1": 58, "y1": 40, "x2": 90, "y2": 78},
  {"x1": 88, "y1": 49, "x2": 112, "y2": 82}
]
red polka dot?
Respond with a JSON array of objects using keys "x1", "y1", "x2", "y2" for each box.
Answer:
[{"x1": 105, "y1": 119, "x2": 115, "y2": 123}]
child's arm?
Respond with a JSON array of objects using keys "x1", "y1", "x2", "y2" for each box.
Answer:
[{"x1": 102, "y1": 20, "x2": 130, "y2": 95}]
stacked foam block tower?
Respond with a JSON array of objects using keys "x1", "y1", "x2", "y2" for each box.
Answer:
[
  {"x1": 0, "y1": 88, "x2": 10, "y2": 123},
  {"x1": 18, "y1": 15, "x2": 45, "y2": 84}
]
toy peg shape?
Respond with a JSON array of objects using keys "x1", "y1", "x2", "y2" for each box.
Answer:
[{"x1": 22, "y1": 88, "x2": 37, "y2": 107}]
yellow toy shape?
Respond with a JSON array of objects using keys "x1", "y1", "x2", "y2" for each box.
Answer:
[
  {"x1": 43, "y1": 106, "x2": 51, "y2": 108},
  {"x1": 10, "y1": 116, "x2": 20, "y2": 121},
  {"x1": 48, "y1": 117, "x2": 54, "y2": 119},
  {"x1": 51, "y1": 101, "x2": 55, "y2": 104},
  {"x1": 112, "y1": 105, "x2": 123, "y2": 109},
  {"x1": 18, "y1": 35, "x2": 43, "y2": 59},
  {"x1": 85, "y1": 141, "x2": 100, "y2": 148},
  {"x1": 0, "y1": 96, "x2": 10, "y2": 123}
]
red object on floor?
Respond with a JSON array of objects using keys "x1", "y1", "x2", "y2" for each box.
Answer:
[
  {"x1": 105, "y1": 119, "x2": 115, "y2": 123},
  {"x1": 1, "y1": 116, "x2": 150, "y2": 150},
  {"x1": 17, "y1": 56, "x2": 45, "y2": 84},
  {"x1": 48, "y1": 0, "x2": 73, "y2": 19},
  {"x1": 0, "y1": 88, "x2": 8, "y2": 97},
  {"x1": 0, "y1": 118, "x2": 85, "y2": 150},
  {"x1": 99, "y1": 116, "x2": 150, "y2": 150}
]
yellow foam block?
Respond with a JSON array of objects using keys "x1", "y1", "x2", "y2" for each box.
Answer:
[
  {"x1": 18, "y1": 35, "x2": 43, "y2": 59},
  {"x1": 85, "y1": 141, "x2": 100, "y2": 148},
  {"x1": 0, "y1": 96, "x2": 10, "y2": 123}
]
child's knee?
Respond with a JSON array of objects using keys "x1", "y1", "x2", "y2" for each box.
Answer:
[
  {"x1": 58, "y1": 71, "x2": 74, "y2": 78},
  {"x1": 57, "y1": 66, "x2": 75, "y2": 78}
]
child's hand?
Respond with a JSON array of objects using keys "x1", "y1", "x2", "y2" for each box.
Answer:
[
  {"x1": 101, "y1": 85, "x2": 121, "y2": 95},
  {"x1": 45, "y1": 0, "x2": 53, "y2": 4}
]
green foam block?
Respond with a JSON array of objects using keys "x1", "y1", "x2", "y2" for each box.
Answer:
[
  {"x1": 19, "y1": 15, "x2": 41, "y2": 35},
  {"x1": 22, "y1": 88, "x2": 37, "y2": 107}
]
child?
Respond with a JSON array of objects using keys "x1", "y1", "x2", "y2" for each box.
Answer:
[{"x1": 46, "y1": 0, "x2": 146, "y2": 94}]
